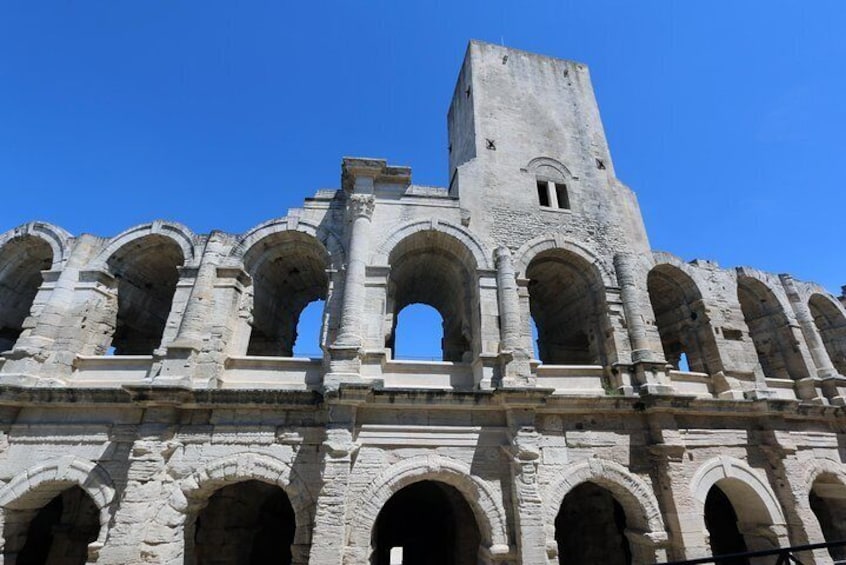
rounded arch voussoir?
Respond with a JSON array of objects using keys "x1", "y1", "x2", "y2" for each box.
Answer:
[{"x1": 372, "y1": 219, "x2": 492, "y2": 270}]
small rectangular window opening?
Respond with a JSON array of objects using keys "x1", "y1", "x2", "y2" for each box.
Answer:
[
  {"x1": 536, "y1": 180, "x2": 550, "y2": 207},
  {"x1": 555, "y1": 183, "x2": 570, "y2": 209}
]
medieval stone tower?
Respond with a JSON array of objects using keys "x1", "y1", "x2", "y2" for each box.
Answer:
[{"x1": 0, "y1": 40, "x2": 844, "y2": 565}]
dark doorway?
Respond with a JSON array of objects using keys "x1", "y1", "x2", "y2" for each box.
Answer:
[
  {"x1": 192, "y1": 480, "x2": 295, "y2": 565},
  {"x1": 372, "y1": 480, "x2": 480, "y2": 565},
  {"x1": 704, "y1": 486, "x2": 749, "y2": 565},
  {"x1": 555, "y1": 482, "x2": 631, "y2": 565},
  {"x1": 809, "y1": 478, "x2": 846, "y2": 564},
  {"x1": 12, "y1": 486, "x2": 100, "y2": 565}
]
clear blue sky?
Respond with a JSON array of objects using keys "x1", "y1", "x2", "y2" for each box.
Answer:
[{"x1": 2, "y1": 1, "x2": 844, "y2": 356}]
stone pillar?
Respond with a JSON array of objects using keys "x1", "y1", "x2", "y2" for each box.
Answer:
[
  {"x1": 781, "y1": 275, "x2": 842, "y2": 403},
  {"x1": 505, "y1": 422, "x2": 546, "y2": 564},
  {"x1": 310, "y1": 406, "x2": 358, "y2": 565},
  {"x1": 614, "y1": 253, "x2": 673, "y2": 395},
  {"x1": 327, "y1": 194, "x2": 375, "y2": 388},
  {"x1": 495, "y1": 248, "x2": 533, "y2": 387},
  {"x1": 155, "y1": 233, "x2": 227, "y2": 387},
  {"x1": 0, "y1": 235, "x2": 101, "y2": 382},
  {"x1": 335, "y1": 194, "x2": 375, "y2": 348}
]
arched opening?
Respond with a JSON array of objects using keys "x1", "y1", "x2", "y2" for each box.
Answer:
[
  {"x1": 703, "y1": 479, "x2": 779, "y2": 559},
  {"x1": 244, "y1": 232, "x2": 329, "y2": 357},
  {"x1": 0, "y1": 236, "x2": 53, "y2": 352},
  {"x1": 190, "y1": 480, "x2": 296, "y2": 565},
  {"x1": 393, "y1": 303, "x2": 444, "y2": 360},
  {"x1": 291, "y1": 298, "x2": 325, "y2": 357},
  {"x1": 386, "y1": 231, "x2": 478, "y2": 363},
  {"x1": 737, "y1": 277, "x2": 807, "y2": 380},
  {"x1": 4, "y1": 485, "x2": 100, "y2": 565},
  {"x1": 526, "y1": 249, "x2": 608, "y2": 365},
  {"x1": 106, "y1": 234, "x2": 184, "y2": 355},
  {"x1": 704, "y1": 486, "x2": 748, "y2": 564},
  {"x1": 808, "y1": 294, "x2": 846, "y2": 375},
  {"x1": 555, "y1": 482, "x2": 631, "y2": 565},
  {"x1": 371, "y1": 480, "x2": 481, "y2": 565},
  {"x1": 809, "y1": 475, "x2": 846, "y2": 563},
  {"x1": 647, "y1": 265, "x2": 720, "y2": 373}
]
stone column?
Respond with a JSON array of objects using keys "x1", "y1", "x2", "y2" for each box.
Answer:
[
  {"x1": 505, "y1": 423, "x2": 546, "y2": 564},
  {"x1": 335, "y1": 194, "x2": 375, "y2": 348},
  {"x1": 495, "y1": 248, "x2": 533, "y2": 387},
  {"x1": 781, "y1": 275, "x2": 842, "y2": 404},
  {"x1": 614, "y1": 253, "x2": 673, "y2": 394},
  {"x1": 310, "y1": 406, "x2": 358, "y2": 565}
]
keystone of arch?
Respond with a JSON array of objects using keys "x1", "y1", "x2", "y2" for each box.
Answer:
[{"x1": 347, "y1": 453, "x2": 510, "y2": 554}]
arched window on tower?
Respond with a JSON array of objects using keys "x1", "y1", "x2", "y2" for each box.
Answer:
[{"x1": 526, "y1": 157, "x2": 573, "y2": 211}]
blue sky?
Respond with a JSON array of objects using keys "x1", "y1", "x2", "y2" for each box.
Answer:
[{"x1": 2, "y1": 1, "x2": 844, "y2": 357}]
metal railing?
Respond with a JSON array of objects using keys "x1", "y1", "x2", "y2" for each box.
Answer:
[{"x1": 661, "y1": 540, "x2": 846, "y2": 565}]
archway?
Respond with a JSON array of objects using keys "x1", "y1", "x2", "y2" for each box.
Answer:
[
  {"x1": 4, "y1": 485, "x2": 100, "y2": 565},
  {"x1": 371, "y1": 480, "x2": 481, "y2": 565},
  {"x1": 808, "y1": 294, "x2": 846, "y2": 375},
  {"x1": 0, "y1": 235, "x2": 53, "y2": 352},
  {"x1": 526, "y1": 249, "x2": 609, "y2": 365},
  {"x1": 190, "y1": 480, "x2": 296, "y2": 565},
  {"x1": 737, "y1": 277, "x2": 808, "y2": 380},
  {"x1": 386, "y1": 230, "x2": 478, "y2": 362},
  {"x1": 809, "y1": 474, "x2": 846, "y2": 563},
  {"x1": 647, "y1": 264, "x2": 720, "y2": 373},
  {"x1": 243, "y1": 231, "x2": 330, "y2": 357},
  {"x1": 555, "y1": 482, "x2": 632, "y2": 564},
  {"x1": 107, "y1": 234, "x2": 185, "y2": 354},
  {"x1": 704, "y1": 485, "x2": 748, "y2": 564},
  {"x1": 393, "y1": 303, "x2": 444, "y2": 360}
]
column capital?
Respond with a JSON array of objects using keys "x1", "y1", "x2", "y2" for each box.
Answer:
[{"x1": 347, "y1": 194, "x2": 375, "y2": 220}]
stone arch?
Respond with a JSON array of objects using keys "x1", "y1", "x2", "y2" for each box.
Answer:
[
  {"x1": 232, "y1": 216, "x2": 346, "y2": 271},
  {"x1": 514, "y1": 234, "x2": 614, "y2": 286},
  {"x1": 525, "y1": 157, "x2": 575, "y2": 210},
  {"x1": 524, "y1": 156, "x2": 574, "y2": 179},
  {"x1": 381, "y1": 224, "x2": 484, "y2": 362},
  {"x1": 691, "y1": 456, "x2": 788, "y2": 553},
  {"x1": 803, "y1": 458, "x2": 846, "y2": 561},
  {"x1": 179, "y1": 452, "x2": 314, "y2": 564},
  {"x1": 808, "y1": 293, "x2": 846, "y2": 375},
  {"x1": 737, "y1": 274, "x2": 810, "y2": 381},
  {"x1": 372, "y1": 218, "x2": 492, "y2": 270},
  {"x1": 0, "y1": 221, "x2": 72, "y2": 270},
  {"x1": 648, "y1": 260, "x2": 722, "y2": 374},
  {"x1": 91, "y1": 220, "x2": 196, "y2": 270},
  {"x1": 347, "y1": 454, "x2": 510, "y2": 560},
  {"x1": 543, "y1": 459, "x2": 667, "y2": 563},
  {"x1": 0, "y1": 456, "x2": 116, "y2": 554},
  {"x1": 517, "y1": 236, "x2": 614, "y2": 365}
]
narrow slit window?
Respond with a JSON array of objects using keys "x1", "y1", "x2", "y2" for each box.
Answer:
[
  {"x1": 537, "y1": 180, "x2": 550, "y2": 207},
  {"x1": 555, "y1": 183, "x2": 570, "y2": 209}
]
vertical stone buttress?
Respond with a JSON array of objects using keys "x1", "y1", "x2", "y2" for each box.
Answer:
[{"x1": 505, "y1": 415, "x2": 546, "y2": 565}]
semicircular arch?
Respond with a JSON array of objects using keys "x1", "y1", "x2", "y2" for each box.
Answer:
[
  {"x1": 514, "y1": 234, "x2": 615, "y2": 286},
  {"x1": 179, "y1": 452, "x2": 314, "y2": 546},
  {"x1": 0, "y1": 456, "x2": 116, "y2": 548},
  {"x1": 91, "y1": 221, "x2": 196, "y2": 270},
  {"x1": 372, "y1": 219, "x2": 491, "y2": 270},
  {"x1": 232, "y1": 217, "x2": 346, "y2": 271},
  {"x1": 347, "y1": 454, "x2": 510, "y2": 555},
  {"x1": 0, "y1": 222, "x2": 73, "y2": 269}
]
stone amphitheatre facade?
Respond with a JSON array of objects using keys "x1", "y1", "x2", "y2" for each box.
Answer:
[{"x1": 0, "y1": 41, "x2": 845, "y2": 565}]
